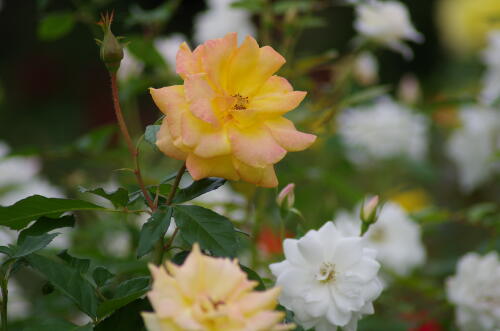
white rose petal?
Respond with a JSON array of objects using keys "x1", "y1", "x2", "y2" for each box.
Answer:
[{"x1": 270, "y1": 222, "x2": 383, "y2": 330}]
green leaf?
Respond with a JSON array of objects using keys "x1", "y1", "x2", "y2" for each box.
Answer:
[
  {"x1": 12, "y1": 233, "x2": 59, "y2": 258},
  {"x1": 128, "y1": 37, "x2": 165, "y2": 67},
  {"x1": 0, "y1": 246, "x2": 13, "y2": 256},
  {"x1": 95, "y1": 299, "x2": 150, "y2": 331},
  {"x1": 171, "y1": 250, "x2": 190, "y2": 265},
  {"x1": 57, "y1": 250, "x2": 91, "y2": 274},
  {"x1": 137, "y1": 206, "x2": 173, "y2": 258},
  {"x1": 174, "y1": 205, "x2": 239, "y2": 257},
  {"x1": 26, "y1": 253, "x2": 98, "y2": 318},
  {"x1": 173, "y1": 178, "x2": 226, "y2": 203},
  {"x1": 38, "y1": 12, "x2": 75, "y2": 41},
  {"x1": 18, "y1": 215, "x2": 75, "y2": 244},
  {"x1": 240, "y1": 265, "x2": 266, "y2": 291},
  {"x1": 0, "y1": 195, "x2": 106, "y2": 230},
  {"x1": 93, "y1": 267, "x2": 115, "y2": 287},
  {"x1": 79, "y1": 187, "x2": 129, "y2": 208},
  {"x1": 97, "y1": 277, "x2": 150, "y2": 318},
  {"x1": 144, "y1": 125, "x2": 160, "y2": 149}
]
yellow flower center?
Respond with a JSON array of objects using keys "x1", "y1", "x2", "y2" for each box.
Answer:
[
  {"x1": 232, "y1": 93, "x2": 249, "y2": 111},
  {"x1": 316, "y1": 262, "x2": 336, "y2": 283}
]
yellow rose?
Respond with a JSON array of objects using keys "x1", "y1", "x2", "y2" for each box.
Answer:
[
  {"x1": 150, "y1": 33, "x2": 316, "y2": 187},
  {"x1": 142, "y1": 244, "x2": 293, "y2": 331},
  {"x1": 437, "y1": 0, "x2": 500, "y2": 54}
]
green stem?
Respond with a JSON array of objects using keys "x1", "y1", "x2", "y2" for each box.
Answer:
[
  {"x1": 153, "y1": 163, "x2": 186, "y2": 265},
  {"x1": 109, "y1": 73, "x2": 155, "y2": 210},
  {"x1": 1, "y1": 276, "x2": 8, "y2": 331}
]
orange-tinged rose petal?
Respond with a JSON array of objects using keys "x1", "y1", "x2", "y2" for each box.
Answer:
[
  {"x1": 149, "y1": 86, "x2": 187, "y2": 140},
  {"x1": 226, "y1": 36, "x2": 260, "y2": 94},
  {"x1": 265, "y1": 117, "x2": 317, "y2": 151},
  {"x1": 249, "y1": 91, "x2": 306, "y2": 116},
  {"x1": 201, "y1": 32, "x2": 237, "y2": 91},
  {"x1": 193, "y1": 129, "x2": 231, "y2": 158},
  {"x1": 233, "y1": 159, "x2": 278, "y2": 188},
  {"x1": 184, "y1": 73, "x2": 219, "y2": 126},
  {"x1": 156, "y1": 121, "x2": 188, "y2": 160},
  {"x1": 186, "y1": 154, "x2": 240, "y2": 181},
  {"x1": 239, "y1": 46, "x2": 286, "y2": 97},
  {"x1": 176, "y1": 42, "x2": 203, "y2": 79},
  {"x1": 228, "y1": 125, "x2": 286, "y2": 168}
]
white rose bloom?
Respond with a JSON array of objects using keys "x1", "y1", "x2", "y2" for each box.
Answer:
[
  {"x1": 270, "y1": 222, "x2": 382, "y2": 331},
  {"x1": 353, "y1": 51, "x2": 379, "y2": 85},
  {"x1": 446, "y1": 252, "x2": 500, "y2": 331},
  {"x1": 481, "y1": 31, "x2": 500, "y2": 105},
  {"x1": 335, "y1": 201, "x2": 426, "y2": 276},
  {"x1": 193, "y1": 0, "x2": 256, "y2": 44},
  {"x1": 337, "y1": 97, "x2": 428, "y2": 167},
  {"x1": 117, "y1": 48, "x2": 143, "y2": 82},
  {"x1": 354, "y1": 0, "x2": 423, "y2": 58},
  {"x1": 0, "y1": 178, "x2": 65, "y2": 206},
  {"x1": 446, "y1": 106, "x2": 500, "y2": 192},
  {"x1": 154, "y1": 33, "x2": 186, "y2": 71}
]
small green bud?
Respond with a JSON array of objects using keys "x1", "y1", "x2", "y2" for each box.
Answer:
[{"x1": 97, "y1": 11, "x2": 123, "y2": 74}]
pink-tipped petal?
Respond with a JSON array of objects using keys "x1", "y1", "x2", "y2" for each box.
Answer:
[
  {"x1": 228, "y1": 125, "x2": 287, "y2": 168},
  {"x1": 176, "y1": 42, "x2": 203, "y2": 79},
  {"x1": 201, "y1": 32, "x2": 237, "y2": 91},
  {"x1": 184, "y1": 73, "x2": 219, "y2": 126},
  {"x1": 149, "y1": 86, "x2": 187, "y2": 140},
  {"x1": 265, "y1": 118, "x2": 317, "y2": 151},
  {"x1": 156, "y1": 120, "x2": 188, "y2": 160}
]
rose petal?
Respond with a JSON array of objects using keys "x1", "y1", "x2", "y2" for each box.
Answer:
[
  {"x1": 176, "y1": 42, "x2": 203, "y2": 79},
  {"x1": 226, "y1": 36, "x2": 260, "y2": 95},
  {"x1": 201, "y1": 32, "x2": 237, "y2": 91},
  {"x1": 184, "y1": 73, "x2": 219, "y2": 126},
  {"x1": 186, "y1": 154, "x2": 239, "y2": 181},
  {"x1": 265, "y1": 117, "x2": 316, "y2": 151},
  {"x1": 156, "y1": 120, "x2": 188, "y2": 160},
  {"x1": 228, "y1": 125, "x2": 286, "y2": 168},
  {"x1": 233, "y1": 158, "x2": 279, "y2": 187},
  {"x1": 150, "y1": 86, "x2": 187, "y2": 139},
  {"x1": 249, "y1": 91, "x2": 306, "y2": 115}
]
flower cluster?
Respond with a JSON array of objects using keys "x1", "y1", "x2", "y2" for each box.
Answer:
[
  {"x1": 446, "y1": 252, "x2": 500, "y2": 330},
  {"x1": 335, "y1": 201, "x2": 426, "y2": 276},
  {"x1": 446, "y1": 105, "x2": 500, "y2": 192},
  {"x1": 194, "y1": 0, "x2": 256, "y2": 44},
  {"x1": 142, "y1": 244, "x2": 293, "y2": 331},
  {"x1": 270, "y1": 222, "x2": 383, "y2": 331},
  {"x1": 151, "y1": 33, "x2": 316, "y2": 187},
  {"x1": 337, "y1": 97, "x2": 428, "y2": 167},
  {"x1": 354, "y1": 0, "x2": 423, "y2": 58}
]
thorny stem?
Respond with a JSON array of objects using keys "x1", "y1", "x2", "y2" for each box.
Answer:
[
  {"x1": 154, "y1": 163, "x2": 186, "y2": 265},
  {"x1": 109, "y1": 73, "x2": 155, "y2": 210}
]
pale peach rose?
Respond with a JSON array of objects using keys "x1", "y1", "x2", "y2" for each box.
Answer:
[
  {"x1": 150, "y1": 33, "x2": 316, "y2": 187},
  {"x1": 142, "y1": 244, "x2": 293, "y2": 331}
]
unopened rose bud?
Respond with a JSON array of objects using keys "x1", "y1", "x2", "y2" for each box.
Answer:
[
  {"x1": 97, "y1": 11, "x2": 123, "y2": 74},
  {"x1": 398, "y1": 73, "x2": 421, "y2": 104},
  {"x1": 360, "y1": 195, "x2": 381, "y2": 235},
  {"x1": 353, "y1": 51, "x2": 378, "y2": 85},
  {"x1": 277, "y1": 183, "x2": 295, "y2": 209}
]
